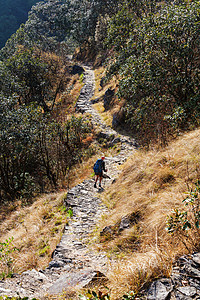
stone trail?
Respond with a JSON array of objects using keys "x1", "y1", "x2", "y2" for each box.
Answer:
[
  {"x1": 0, "y1": 65, "x2": 136, "y2": 299},
  {"x1": 76, "y1": 66, "x2": 136, "y2": 149}
]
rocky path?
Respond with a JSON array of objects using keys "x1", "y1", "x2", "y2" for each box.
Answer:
[{"x1": 0, "y1": 65, "x2": 136, "y2": 299}]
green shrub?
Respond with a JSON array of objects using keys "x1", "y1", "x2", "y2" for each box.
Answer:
[
  {"x1": 79, "y1": 289, "x2": 110, "y2": 300},
  {"x1": 0, "y1": 237, "x2": 19, "y2": 279},
  {"x1": 166, "y1": 180, "x2": 200, "y2": 251}
]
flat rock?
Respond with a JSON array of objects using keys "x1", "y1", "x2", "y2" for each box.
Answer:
[
  {"x1": 0, "y1": 287, "x2": 12, "y2": 293},
  {"x1": 48, "y1": 270, "x2": 107, "y2": 294},
  {"x1": 184, "y1": 264, "x2": 200, "y2": 278},
  {"x1": 22, "y1": 269, "x2": 48, "y2": 281},
  {"x1": 174, "y1": 290, "x2": 193, "y2": 300},
  {"x1": 177, "y1": 286, "x2": 197, "y2": 297}
]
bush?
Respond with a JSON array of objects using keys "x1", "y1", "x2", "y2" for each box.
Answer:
[
  {"x1": 0, "y1": 96, "x2": 92, "y2": 202},
  {"x1": 0, "y1": 237, "x2": 18, "y2": 279},
  {"x1": 166, "y1": 180, "x2": 200, "y2": 251}
]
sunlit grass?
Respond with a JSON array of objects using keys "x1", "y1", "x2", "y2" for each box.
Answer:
[{"x1": 94, "y1": 128, "x2": 200, "y2": 298}]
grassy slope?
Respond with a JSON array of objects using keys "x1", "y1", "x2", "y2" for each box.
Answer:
[{"x1": 95, "y1": 128, "x2": 200, "y2": 297}]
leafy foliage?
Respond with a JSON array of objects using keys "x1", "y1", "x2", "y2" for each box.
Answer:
[
  {"x1": 122, "y1": 291, "x2": 136, "y2": 300},
  {"x1": 106, "y1": 0, "x2": 200, "y2": 145},
  {"x1": 0, "y1": 95, "x2": 92, "y2": 201},
  {"x1": 5, "y1": 46, "x2": 67, "y2": 112},
  {"x1": 167, "y1": 181, "x2": 200, "y2": 251},
  {"x1": 79, "y1": 289, "x2": 110, "y2": 300},
  {"x1": 0, "y1": 237, "x2": 19, "y2": 279},
  {"x1": 0, "y1": 0, "x2": 101, "y2": 203}
]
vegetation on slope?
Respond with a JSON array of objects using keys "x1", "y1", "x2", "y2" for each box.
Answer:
[
  {"x1": 93, "y1": 128, "x2": 200, "y2": 297},
  {"x1": 105, "y1": 0, "x2": 200, "y2": 146}
]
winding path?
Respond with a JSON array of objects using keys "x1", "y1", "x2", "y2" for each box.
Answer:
[{"x1": 0, "y1": 65, "x2": 136, "y2": 299}]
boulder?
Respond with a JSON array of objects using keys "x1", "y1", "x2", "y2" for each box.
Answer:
[
  {"x1": 70, "y1": 65, "x2": 85, "y2": 75},
  {"x1": 177, "y1": 286, "x2": 197, "y2": 297},
  {"x1": 112, "y1": 109, "x2": 126, "y2": 128},
  {"x1": 104, "y1": 88, "x2": 114, "y2": 110},
  {"x1": 48, "y1": 270, "x2": 108, "y2": 295}
]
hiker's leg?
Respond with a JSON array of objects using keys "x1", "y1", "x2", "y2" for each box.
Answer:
[
  {"x1": 94, "y1": 174, "x2": 99, "y2": 187},
  {"x1": 99, "y1": 176, "x2": 102, "y2": 187}
]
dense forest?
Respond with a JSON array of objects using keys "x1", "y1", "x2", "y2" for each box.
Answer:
[
  {"x1": 0, "y1": 0, "x2": 39, "y2": 48},
  {"x1": 0, "y1": 0, "x2": 199, "y2": 203}
]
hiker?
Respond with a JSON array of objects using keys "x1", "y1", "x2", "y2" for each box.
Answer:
[{"x1": 93, "y1": 156, "x2": 107, "y2": 188}]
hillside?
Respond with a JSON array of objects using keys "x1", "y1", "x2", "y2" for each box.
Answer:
[
  {"x1": 100, "y1": 128, "x2": 200, "y2": 297},
  {"x1": 0, "y1": 0, "x2": 199, "y2": 299}
]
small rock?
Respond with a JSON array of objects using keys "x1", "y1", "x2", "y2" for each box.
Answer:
[
  {"x1": 118, "y1": 215, "x2": 131, "y2": 232},
  {"x1": 100, "y1": 77, "x2": 105, "y2": 88},
  {"x1": 147, "y1": 279, "x2": 173, "y2": 300},
  {"x1": 192, "y1": 253, "x2": 200, "y2": 265},
  {"x1": 184, "y1": 264, "x2": 200, "y2": 278},
  {"x1": 48, "y1": 260, "x2": 65, "y2": 269},
  {"x1": 100, "y1": 225, "x2": 113, "y2": 237},
  {"x1": 188, "y1": 278, "x2": 200, "y2": 291},
  {"x1": 90, "y1": 97, "x2": 100, "y2": 104}
]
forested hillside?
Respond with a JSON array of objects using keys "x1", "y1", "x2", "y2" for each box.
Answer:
[
  {"x1": 0, "y1": 0, "x2": 39, "y2": 48},
  {"x1": 0, "y1": 0, "x2": 120, "y2": 203},
  {"x1": 0, "y1": 0, "x2": 200, "y2": 298}
]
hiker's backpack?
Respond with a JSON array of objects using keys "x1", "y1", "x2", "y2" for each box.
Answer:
[{"x1": 93, "y1": 159, "x2": 103, "y2": 173}]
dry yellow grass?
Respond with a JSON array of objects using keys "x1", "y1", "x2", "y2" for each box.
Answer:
[
  {"x1": 0, "y1": 146, "x2": 119, "y2": 277},
  {"x1": 0, "y1": 192, "x2": 69, "y2": 274},
  {"x1": 94, "y1": 128, "x2": 200, "y2": 298}
]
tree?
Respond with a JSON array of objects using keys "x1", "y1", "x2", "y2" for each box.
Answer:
[
  {"x1": 5, "y1": 46, "x2": 68, "y2": 112},
  {"x1": 106, "y1": 0, "x2": 200, "y2": 145},
  {"x1": 0, "y1": 95, "x2": 92, "y2": 202}
]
